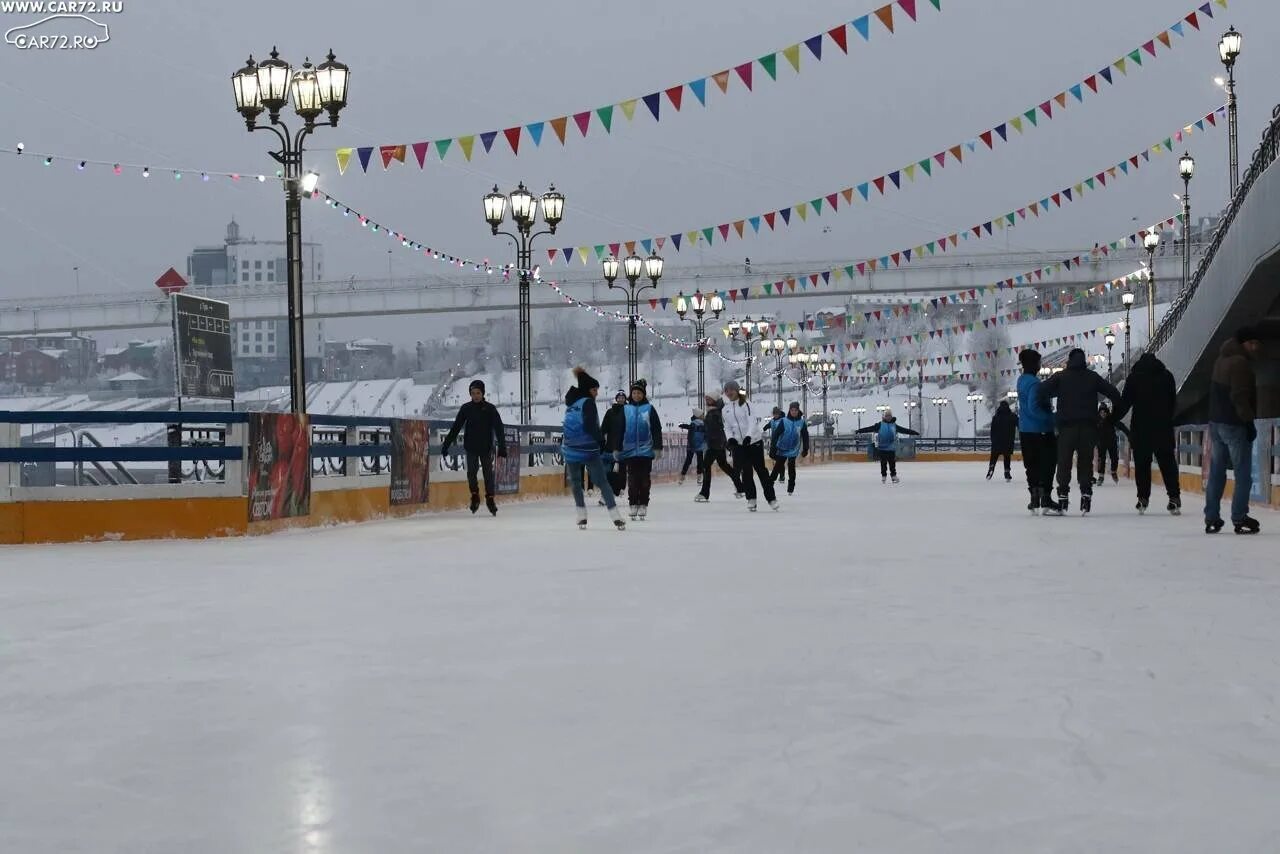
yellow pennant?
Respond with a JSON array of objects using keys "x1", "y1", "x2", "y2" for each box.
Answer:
[
  {"x1": 335, "y1": 148, "x2": 352, "y2": 175},
  {"x1": 795, "y1": 203, "x2": 808, "y2": 222},
  {"x1": 783, "y1": 44, "x2": 801, "y2": 73},
  {"x1": 458, "y1": 135, "x2": 476, "y2": 161},
  {"x1": 620, "y1": 99, "x2": 638, "y2": 121},
  {"x1": 577, "y1": 247, "x2": 590, "y2": 265}
]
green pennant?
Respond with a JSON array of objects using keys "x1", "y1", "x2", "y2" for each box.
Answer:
[
  {"x1": 596, "y1": 105, "x2": 614, "y2": 133},
  {"x1": 926, "y1": 241, "x2": 936, "y2": 254},
  {"x1": 702, "y1": 227, "x2": 715, "y2": 244},
  {"x1": 1006, "y1": 213, "x2": 1015, "y2": 226},
  {"x1": 1163, "y1": 137, "x2": 1173, "y2": 151},
  {"x1": 593, "y1": 245, "x2": 606, "y2": 260},
  {"x1": 928, "y1": 0, "x2": 940, "y2": 8},
  {"x1": 1128, "y1": 48, "x2": 1142, "y2": 66},
  {"x1": 919, "y1": 159, "x2": 932, "y2": 176},
  {"x1": 844, "y1": 265, "x2": 855, "y2": 278},
  {"x1": 811, "y1": 197, "x2": 824, "y2": 214},
  {"x1": 1085, "y1": 177, "x2": 1095, "y2": 190},
  {"x1": 764, "y1": 282, "x2": 773, "y2": 294},
  {"x1": 1023, "y1": 108, "x2": 1038, "y2": 127},
  {"x1": 759, "y1": 53, "x2": 778, "y2": 80},
  {"x1": 434, "y1": 138, "x2": 453, "y2": 160}
]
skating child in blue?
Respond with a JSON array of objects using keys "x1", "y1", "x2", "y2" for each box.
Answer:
[{"x1": 855, "y1": 408, "x2": 918, "y2": 483}]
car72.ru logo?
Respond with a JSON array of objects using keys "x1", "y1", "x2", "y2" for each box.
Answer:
[{"x1": 4, "y1": 13, "x2": 112, "y2": 49}]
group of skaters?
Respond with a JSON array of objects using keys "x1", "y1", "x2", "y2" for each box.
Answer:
[{"x1": 1007, "y1": 326, "x2": 1264, "y2": 534}]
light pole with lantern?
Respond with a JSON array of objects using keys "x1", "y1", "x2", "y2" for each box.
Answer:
[
  {"x1": 231, "y1": 48, "x2": 350, "y2": 414},
  {"x1": 675, "y1": 290, "x2": 724, "y2": 402},
  {"x1": 1121, "y1": 289, "x2": 1135, "y2": 374},
  {"x1": 932, "y1": 397, "x2": 948, "y2": 438},
  {"x1": 852, "y1": 406, "x2": 867, "y2": 430},
  {"x1": 1104, "y1": 331, "x2": 1116, "y2": 378},
  {"x1": 966, "y1": 392, "x2": 984, "y2": 436},
  {"x1": 1143, "y1": 231, "x2": 1160, "y2": 338},
  {"x1": 815, "y1": 355, "x2": 837, "y2": 434},
  {"x1": 483, "y1": 182, "x2": 565, "y2": 425},
  {"x1": 603, "y1": 252, "x2": 664, "y2": 388},
  {"x1": 1178, "y1": 153, "x2": 1194, "y2": 295},
  {"x1": 725, "y1": 317, "x2": 761, "y2": 397},
  {"x1": 765, "y1": 334, "x2": 798, "y2": 409},
  {"x1": 1218, "y1": 26, "x2": 1243, "y2": 196},
  {"x1": 790, "y1": 350, "x2": 815, "y2": 414}
]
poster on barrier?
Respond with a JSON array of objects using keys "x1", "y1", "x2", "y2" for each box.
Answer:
[
  {"x1": 389, "y1": 419, "x2": 430, "y2": 506},
  {"x1": 494, "y1": 427, "x2": 520, "y2": 495},
  {"x1": 248, "y1": 413, "x2": 311, "y2": 522}
]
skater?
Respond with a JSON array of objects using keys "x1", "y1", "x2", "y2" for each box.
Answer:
[
  {"x1": 1037, "y1": 348, "x2": 1121, "y2": 515},
  {"x1": 697, "y1": 394, "x2": 742, "y2": 502},
  {"x1": 600, "y1": 390, "x2": 628, "y2": 499},
  {"x1": 677, "y1": 409, "x2": 707, "y2": 484},
  {"x1": 770, "y1": 401, "x2": 810, "y2": 494},
  {"x1": 721, "y1": 380, "x2": 778, "y2": 511},
  {"x1": 561, "y1": 367, "x2": 625, "y2": 530},
  {"x1": 1094, "y1": 403, "x2": 1123, "y2": 485},
  {"x1": 854, "y1": 408, "x2": 918, "y2": 483},
  {"x1": 1017, "y1": 349, "x2": 1059, "y2": 515},
  {"x1": 987, "y1": 399, "x2": 1017, "y2": 481},
  {"x1": 614, "y1": 379, "x2": 663, "y2": 521},
  {"x1": 1108, "y1": 351, "x2": 1181, "y2": 515},
  {"x1": 1203, "y1": 327, "x2": 1262, "y2": 534},
  {"x1": 440, "y1": 379, "x2": 507, "y2": 515}
]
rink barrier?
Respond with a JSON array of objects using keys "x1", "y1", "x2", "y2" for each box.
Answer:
[
  {"x1": 1117, "y1": 419, "x2": 1280, "y2": 509},
  {"x1": 830, "y1": 436, "x2": 1007, "y2": 464}
]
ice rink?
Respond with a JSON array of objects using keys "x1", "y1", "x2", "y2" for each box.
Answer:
[{"x1": 3, "y1": 463, "x2": 1278, "y2": 852}]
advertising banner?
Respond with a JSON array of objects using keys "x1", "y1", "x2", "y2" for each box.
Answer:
[
  {"x1": 172, "y1": 293, "x2": 234, "y2": 400},
  {"x1": 390, "y1": 419, "x2": 430, "y2": 506},
  {"x1": 494, "y1": 426, "x2": 521, "y2": 495},
  {"x1": 248, "y1": 413, "x2": 311, "y2": 522}
]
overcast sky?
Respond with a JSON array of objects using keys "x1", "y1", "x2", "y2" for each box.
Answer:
[{"x1": 0, "y1": 0, "x2": 1273, "y2": 345}]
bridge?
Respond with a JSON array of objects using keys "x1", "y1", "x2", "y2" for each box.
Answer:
[{"x1": 0, "y1": 247, "x2": 1183, "y2": 335}]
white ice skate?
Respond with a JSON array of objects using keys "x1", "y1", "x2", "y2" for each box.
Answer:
[
  {"x1": 747, "y1": 500, "x2": 758, "y2": 512},
  {"x1": 628, "y1": 505, "x2": 640, "y2": 521},
  {"x1": 693, "y1": 495, "x2": 709, "y2": 503},
  {"x1": 768, "y1": 500, "x2": 780, "y2": 511},
  {"x1": 608, "y1": 505, "x2": 626, "y2": 531},
  {"x1": 638, "y1": 506, "x2": 647, "y2": 521},
  {"x1": 576, "y1": 507, "x2": 588, "y2": 530}
]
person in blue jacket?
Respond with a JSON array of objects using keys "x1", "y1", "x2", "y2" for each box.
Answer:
[
  {"x1": 612, "y1": 379, "x2": 664, "y2": 521},
  {"x1": 854, "y1": 408, "x2": 918, "y2": 483},
  {"x1": 562, "y1": 367, "x2": 625, "y2": 531},
  {"x1": 1016, "y1": 348, "x2": 1059, "y2": 515},
  {"x1": 770, "y1": 401, "x2": 810, "y2": 495},
  {"x1": 677, "y1": 409, "x2": 707, "y2": 484}
]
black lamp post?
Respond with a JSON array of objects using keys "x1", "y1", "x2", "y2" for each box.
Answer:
[
  {"x1": 725, "y1": 317, "x2": 761, "y2": 397},
  {"x1": 604, "y1": 252, "x2": 663, "y2": 388},
  {"x1": 851, "y1": 406, "x2": 866, "y2": 430},
  {"x1": 1104, "y1": 331, "x2": 1116, "y2": 377},
  {"x1": 484, "y1": 182, "x2": 564, "y2": 425},
  {"x1": 232, "y1": 48, "x2": 350, "y2": 414},
  {"x1": 1143, "y1": 231, "x2": 1160, "y2": 338},
  {"x1": 675, "y1": 289, "x2": 724, "y2": 401},
  {"x1": 1218, "y1": 26, "x2": 1243, "y2": 196},
  {"x1": 1121, "y1": 289, "x2": 1135, "y2": 373},
  {"x1": 765, "y1": 334, "x2": 798, "y2": 409},
  {"x1": 816, "y1": 357, "x2": 836, "y2": 434},
  {"x1": 932, "y1": 397, "x2": 948, "y2": 437},
  {"x1": 1178, "y1": 152, "x2": 1194, "y2": 295}
]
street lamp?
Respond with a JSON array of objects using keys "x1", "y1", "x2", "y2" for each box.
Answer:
[
  {"x1": 1178, "y1": 152, "x2": 1194, "y2": 295},
  {"x1": 725, "y1": 317, "x2": 762, "y2": 397},
  {"x1": 765, "y1": 334, "x2": 798, "y2": 409},
  {"x1": 1006, "y1": 390, "x2": 1019, "y2": 413},
  {"x1": 815, "y1": 355, "x2": 837, "y2": 434},
  {"x1": 1104, "y1": 331, "x2": 1116, "y2": 377},
  {"x1": 852, "y1": 406, "x2": 867, "y2": 430},
  {"x1": 1143, "y1": 231, "x2": 1160, "y2": 338},
  {"x1": 231, "y1": 48, "x2": 351, "y2": 414},
  {"x1": 1121, "y1": 289, "x2": 1135, "y2": 374},
  {"x1": 603, "y1": 252, "x2": 663, "y2": 387},
  {"x1": 932, "y1": 397, "x2": 948, "y2": 437},
  {"x1": 1218, "y1": 25, "x2": 1242, "y2": 196},
  {"x1": 484, "y1": 181, "x2": 565, "y2": 425},
  {"x1": 966, "y1": 392, "x2": 984, "y2": 434},
  {"x1": 675, "y1": 290, "x2": 724, "y2": 402}
]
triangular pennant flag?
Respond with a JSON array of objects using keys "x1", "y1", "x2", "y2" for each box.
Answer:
[
  {"x1": 1171, "y1": 21, "x2": 1185, "y2": 36},
  {"x1": 596, "y1": 106, "x2": 614, "y2": 133},
  {"x1": 335, "y1": 148, "x2": 353, "y2": 175},
  {"x1": 578, "y1": 247, "x2": 590, "y2": 265},
  {"x1": 641, "y1": 239, "x2": 653, "y2": 254},
  {"x1": 479, "y1": 131, "x2": 498, "y2": 153},
  {"x1": 888, "y1": 171, "x2": 901, "y2": 188},
  {"x1": 795, "y1": 203, "x2": 808, "y2": 222},
  {"x1": 1100, "y1": 66, "x2": 1113, "y2": 85},
  {"x1": 1069, "y1": 84, "x2": 1083, "y2": 102},
  {"x1": 897, "y1": 0, "x2": 917, "y2": 20},
  {"x1": 503, "y1": 127, "x2": 522, "y2": 155},
  {"x1": 873, "y1": 176, "x2": 886, "y2": 194},
  {"x1": 734, "y1": 62, "x2": 754, "y2": 90},
  {"x1": 549, "y1": 117, "x2": 568, "y2": 144},
  {"x1": 411, "y1": 141, "x2": 429, "y2": 168},
  {"x1": 857, "y1": 183, "x2": 870, "y2": 200},
  {"x1": 434, "y1": 138, "x2": 453, "y2": 160},
  {"x1": 1023, "y1": 108, "x2": 1038, "y2": 127},
  {"x1": 763, "y1": 212, "x2": 776, "y2": 230},
  {"x1": 873, "y1": 4, "x2": 894, "y2": 33},
  {"x1": 671, "y1": 233, "x2": 683, "y2": 251},
  {"x1": 593, "y1": 245, "x2": 606, "y2": 261},
  {"x1": 688, "y1": 78, "x2": 707, "y2": 106},
  {"x1": 642, "y1": 93, "x2": 661, "y2": 121},
  {"x1": 1084, "y1": 75, "x2": 1099, "y2": 93},
  {"x1": 980, "y1": 130, "x2": 994, "y2": 148},
  {"x1": 1199, "y1": 2, "x2": 1213, "y2": 18},
  {"x1": 608, "y1": 243, "x2": 620, "y2": 257},
  {"x1": 1040, "y1": 100, "x2": 1053, "y2": 119},
  {"x1": 357, "y1": 147, "x2": 373, "y2": 172},
  {"x1": 665, "y1": 85, "x2": 684, "y2": 111},
  {"x1": 566, "y1": 112, "x2": 588, "y2": 138},
  {"x1": 805, "y1": 34, "x2": 824, "y2": 60},
  {"x1": 702, "y1": 227, "x2": 715, "y2": 244},
  {"x1": 783, "y1": 44, "x2": 801, "y2": 73},
  {"x1": 734, "y1": 220, "x2": 745, "y2": 238},
  {"x1": 949, "y1": 144, "x2": 963, "y2": 162},
  {"x1": 562, "y1": 248, "x2": 573, "y2": 263},
  {"x1": 458, "y1": 135, "x2": 476, "y2": 161},
  {"x1": 919, "y1": 158, "x2": 933, "y2": 176},
  {"x1": 1054, "y1": 92, "x2": 1067, "y2": 108},
  {"x1": 826, "y1": 192, "x2": 839, "y2": 210},
  {"x1": 1115, "y1": 57, "x2": 1127, "y2": 75},
  {"x1": 779, "y1": 207, "x2": 792, "y2": 225},
  {"x1": 1010, "y1": 116, "x2": 1024, "y2": 133},
  {"x1": 759, "y1": 53, "x2": 778, "y2": 80},
  {"x1": 619, "y1": 99, "x2": 638, "y2": 121},
  {"x1": 712, "y1": 70, "x2": 731, "y2": 93},
  {"x1": 547, "y1": 249, "x2": 558, "y2": 265},
  {"x1": 1128, "y1": 48, "x2": 1143, "y2": 66},
  {"x1": 749, "y1": 216, "x2": 761, "y2": 233}
]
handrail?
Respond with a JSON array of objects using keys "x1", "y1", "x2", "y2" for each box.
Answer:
[
  {"x1": 1149, "y1": 102, "x2": 1280, "y2": 353},
  {"x1": 75, "y1": 430, "x2": 139, "y2": 486}
]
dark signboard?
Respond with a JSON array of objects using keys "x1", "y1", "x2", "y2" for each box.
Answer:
[
  {"x1": 390, "y1": 419, "x2": 431, "y2": 506},
  {"x1": 172, "y1": 292, "x2": 234, "y2": 400},
  {"x1": 248, "y1": 413, "x2": 311, "y2": 522}
]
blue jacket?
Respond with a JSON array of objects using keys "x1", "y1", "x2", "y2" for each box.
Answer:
[
  {"x1": 680, "y1": 417, "x2": 707, "y2": 453},
  {"x1": 621, "y1": 401, "x2": 663, "y2": 460},
  {"x1": 855, "y1": 417, "x2": 917, "y2": 451},
  {"x1": 1017, "y1": 373, "x2": 1055, "y2": 433},
  {"x1": 771, "y1": 416, "x2": 808, "y2": 459},
  {"x1": 562, "y1": 396, "x2": 602, "y2": 463}
]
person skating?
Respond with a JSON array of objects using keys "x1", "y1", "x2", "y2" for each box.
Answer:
[
  {"x1": 854, "y1": 408, "x2": 918, "y2": 483},
  {"x1": 600, "y1": 390, "x2": 628, "y2": 501},
  {"x1": 1108, "y1": 351, "x2": 1181, "y2": 515},
  {"x1": 561, "y1": 368, "x2": 625, "y2": 530},
  {"x1": 1203, "y1": 327, "x2": 1263, "y2": 534},
  {"x1": 765, "y1": 406, "x2": 784, "y2": 482},
  {"x1": 697, "y1": 394, "x2": 742, "y2": 502},
  {"x1": 677, "y1": 409, "x2": 707, "y2": 484},
  {"x1": 721, "y1": 380, "x2": 778, "y2": 511},
  {"x1": 1017, "y1": 349, "x2": 1058, "y2": 514},
  {"x1": 770, "y1": 401, "x2": 810, "y2": 495},
  {"x1": 1037, "y1": 347, "x2": 1121, "y2": 515},
  {"x1": 987, "y1": 399, "x2": 1017, "y2": 481},
  {"x1": 1093, "y1": 403, "x2": 1124, "y2": 486},
  {"x1": 615, "y1": 379, "x2": 663, "y2": 521},
  {"x1": 440, "y1": 379, "x2": 507, "y2": 515}
]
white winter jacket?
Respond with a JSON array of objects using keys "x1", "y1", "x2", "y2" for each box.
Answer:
[{"x1": 721, "y1": 397, "x2": 757, "y2": 444}]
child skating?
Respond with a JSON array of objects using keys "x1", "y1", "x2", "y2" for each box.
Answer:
[
  {"x1": 562, "y1": 367, "x2": 626, "y2": 531},
  {"x1": 855, "y1": 408, "x2": 918, "y2": 483},
  {"x1": 769, "y1": 401, "x2": 810, "y2": 495}
]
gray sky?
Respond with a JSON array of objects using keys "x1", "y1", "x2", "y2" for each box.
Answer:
[{"x1": 0, "y1": 0, "x2": 1273, "y2": 345}]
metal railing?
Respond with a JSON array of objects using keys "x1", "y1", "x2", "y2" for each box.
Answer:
[
  {"x1": 1149, "y1": 102, "x2": 1280, "y2": 353},
  {"x1": 833, "y1": 436, "x2": 995, "y2": 455}
]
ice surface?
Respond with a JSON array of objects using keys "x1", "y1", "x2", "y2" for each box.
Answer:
[{"x1": 2, "y1": 464, "x2": 1278, "y2": 852}]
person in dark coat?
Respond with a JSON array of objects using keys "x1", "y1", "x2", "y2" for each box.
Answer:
[
  {"x1": 697, "y1": 394, "x2": 741, "y2": 502},
  {"x1": 986, "y1": 399, "x2": 1017, "y2": 481},
  {"x1": 1038, "y1": 347, "x2": 1121, "y2": 514},
  {"x1": 677, "y1": 410, "x2": 707, "y2": 483},
  {"x1": 1093, "y1": 403, "x2": 1125, "y2": 486},
  {"x1": 1203, "y1": 328, "x2": 1262, "y2": 534},
  {"x1": 599, "y1": 390, "x2": 628, "y2": 498},
  {"x1": 440, "y1": 379, "x2": 507, "y2": 515},
  {"x1": 1109, "y1": 351, "x2": 1180, "y2": 514}
]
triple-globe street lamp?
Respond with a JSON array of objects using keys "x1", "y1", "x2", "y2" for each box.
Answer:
[
  {"x1": 1217, "y1": 26, "x2": 1243, "y2": 196},
  {"x1": 1121, "y1": 289, "x2": 1136, "y2": 373},
  {"x1": 1178, "y1": 152, "x2": 1195, "y2": 295},
  {"x1": 603, "y1": 252, "x2": 664, "y2": 388},
  {"x1": 675, "y1": 290, "x2": 724, "y2": 402},
  {"x1": 763, "y1": 334, "x2": 799, "y2": 409},
  {"x1": 725, "y1": 317, "x2": 763, "y2": 397},
  {"x1": 1143, "y1": 231, "x2": 1161, "y2": 338}
]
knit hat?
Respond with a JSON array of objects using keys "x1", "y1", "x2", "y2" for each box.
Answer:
[
  {"x1": 630, "y1": 378, "x2": 648, "y2": 393},
  {"x1": 772, "y1": 406, "x2": 784, "y2": 417},
  {"x1": 789, "y1": 401, "x2": 801, "y2": 411},
  {"x1": 704, "y1": 394, "x2": 720, "y2": 407},
  {"x1": 614, "y1": 390, "x2": 627, "y2": 401},
  {"x1": 572, "y1": 366, "x2": 600, "y2": 391},
  {"x1": 469, "y1": 379, "x2": 485, "y2": 393},
  {"x1": 723, "y1": 380, "x2": 741, "y2": 394}
]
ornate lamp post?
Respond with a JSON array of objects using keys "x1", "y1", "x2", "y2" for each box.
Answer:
[
  {"x1": 764, "y1": 334, "x2": 798, "y2": 408},
  {"x1": 1218, "y1": 26, "x2": 1243, "y2": 196},
  {"x1": 675, "y1": 290, "x2": 724, "y2": 402},
  {"x1": 789, "y1": 350, "x2": 815, "y2": 414},
  {"x1": 1121, "y1": 289, "x2": 1135, "y2": 374},
  {"x1": 232, "y1": 48, "x2": 350, "y2": 414},
  {"x1": 815, "y1": 356, "x2": 837, "y2": 434},
  {"x1": 966, "y1": 392, "x2": 984, "y2": 435},
  {"x1": 1143, "y1": 231, "x2": 1160, "y2": 338},
  {"x1": 725, "y1": 317, "x2": 762, "y2": 397},
  {"x1": 1178, "y1": 152, "x2": 1195, "y2": 294},
  {"x1": 852, "y1": 406, "x2": 867, "y2": 430},
  {"x1": 484, "y1": 181, "x2": 565, "y2": 424},
  {"x1": 932, "y1": 397, "x2": 948, "y2": 437},
  {"x1": 1104, "y1": 331, "x2": 1116, "y2": 377},
  {"x1": 903, "y1": 399, "x2": 920, "y2": 435},
  {"x1": 603, "y1": 252, "x2": 663, "y2": 388}
]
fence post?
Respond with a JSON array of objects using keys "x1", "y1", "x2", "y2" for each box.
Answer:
[
  {"x1": 225, "y1": 422, "x2": 246, "y2": 496},
  {"x1": 167, "y1": 423, "x2": 183, "y2": 485},
  {"x1": 1, "y1": 421, "x2": 18, "y2": 500}
]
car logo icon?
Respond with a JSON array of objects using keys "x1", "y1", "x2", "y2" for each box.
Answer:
[{"x1": 5, "y1": 14, "x2": 111, "y2": 49}]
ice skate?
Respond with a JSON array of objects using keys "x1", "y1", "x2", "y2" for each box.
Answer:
[
  {"x1": 1043, "y1": 492, "x2": 1066, "y2": 516},
  {"x1": 986, "y1": 467, "x2": 994, "y2": 481},
  {"x1": 768, "y1": 500, "x2": 780, "y2": 511},
  {"x1": 747, "y1": 500, "x2": 758, "y2": 512},
  {"x1": 734, "y1": 491, "x2": 745, "y2": 499},
  {"x1": 881, "y1": 475, "x2": 887, "y2": 484},
  {"x1": 1205, "y1": 518, "x2": 1224, "y2": 534},
  {"x1": 693, "y1": 495, "x2": 709, "y2": 503},
  {"x1": 608, "y1": 505, "x2": 626, "y2": 531},
  {"x1": 576, "y1": 507, "x2": 588, "y2": 530},
  {"x1": 1004, "y1": 471, "x2": 1013, "y2": 482},
  {"x1": 1110, "y1": 471, "x2": 1119, "y2": 484},
  {"x1": 628, "y1": 505, "x2": 639, "y2": 521},
  {"x1": 637, "y1": 506, "x2": 647, "y2": 521},
  {"x1": 469, "y1": 493, "x2": 481, "y2": 514},
  {"x1": 891, "y1": 475, "x2": 900, "y2": 484},
  {"x1": 1136, "y1": 499, "x2": 1148, "y2": 515},
  {"x1": 786, "y1": 484, "x2": 795, "y2": 496},
  {"x1": 487, "y1": 497, "x2": 498, "y2": 516},
  {"x1": 1167, "y1": 497, "x2": 1181, "y2": 516},
  {"x1": 678, "y1": 476, "x2": 685, "y2": 485},
  {"x1": 1234, "y1": 516, "x2": 1261, "y2": 535},
  {"x1": 1080, "y1": 494, "x2": 1091, "y2": 515},
  {"x1": 1027, "y1": 489, "x2": 1040, "y2": 516}
]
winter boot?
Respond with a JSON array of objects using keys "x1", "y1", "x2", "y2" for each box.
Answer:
[
  {"x1": 487, "y1": 496, "x2": 498, "y2": 516},
  {"x1": 1004, "y1": 470, "x2": 1013, "y2": 482},
  {"x1": 576, "y1": 507, "x2": 588, "y2": 530},
  {"x1": 1111, "y1": 470, "x2": 1119, "y2": 484},
  {"x1": 1080, "y1": 494, "x2": 1092, "y2": 515},
  {"x1": 787, "y1": 483, "x2": 795, "y2": 496},
  {"x1": 986, "y1": 467, "x2": 995, "y2": 481},
  {"x1": 769, "y1": 500, "x2": 780, "y2": 511},
  {"x1": 747, "y1": 500, "x2": 758, "y2": 512},
  {"x1": 1028, "y1": 489, "x2": 1040, "y2": 515},
  {"x1": 1044, "y1": 491, "x2": 1066, "y2": 516},
  {"x1": 1167, "y1": 496, "x2": 1181, "y2": 516},
  {"x1": 638, "y1": 506, "x2": 648, "y2": 521},
  {"x1": 694, "y1": 494, "x2": 709, "y2": 503},
  {"x1": 470, "y1": 492, "x2": 481, "y2": 514},
  {"x1": 1205, "y1": 518, "x2": 1225, "y2": 534},
  {"x1": 891, "y1": 474, "x2": 900, "y2": 484},
  {"x1": 734, "y1": 490, "x2": 745, "y2": 499},
  {"x1": 1234, "y1": 516, "x2": 1261, "y2": 535},
  {"x1": 608, "y1": 505, "x2": 626, "y2": 530},
  {"x1": 628, "y1": 505, "x2": 639, "y2": 521},
  {"x1": 1136, "y1": 498, "x2": 1148, "y2": 515},
  {"x1": 678, "y1": 475, "x2": 685, "y2": 485}
]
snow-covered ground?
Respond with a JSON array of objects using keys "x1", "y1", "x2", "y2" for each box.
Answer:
[{"x1": 2, "y1": 464, "x2": 1277, "y2": 852}]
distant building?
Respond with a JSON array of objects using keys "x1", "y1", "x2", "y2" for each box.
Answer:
[
  {"x1": 0, "y1": 333, "x2": 97, "y2": 381},
  {"x1": 321, "y1": 338, "x2": 395, "y2": 381},
  {"x1": 101, "y1": 339, "x2": 165, "y2": 376}
]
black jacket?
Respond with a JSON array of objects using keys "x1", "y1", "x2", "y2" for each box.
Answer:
[
  {"x1": 441, "y1": 399, "x2": 506, "y2": 456},
  {"x1": 703, "y1": 401, "x2": 728, "y2": 450},
  {"x1": 1208, "y1": 338, "x2": 1256, "y2": 426},
  {"x1": 1111, "y1": 352, "x2": 1177, "y2": 449},
  {"x1": 1038, "y1": 349, "x2": 1121, "y2": 425},
  {"x1": 600, "y1": 402, "x2": 626, "y2": 453},
  {"x1": 1096, "y1": 414, "x2": 1125, "y2": 450},
  {"x1": 989, "y1": 403, "x2": 1018, "y2": 452}
]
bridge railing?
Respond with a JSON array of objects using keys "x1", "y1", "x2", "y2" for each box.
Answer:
[
  {"x1": 832, "y1": 436, "x2": 995, "y2": 456},
  {"x1": 1149, "y1": 102, "x2": 1280, "y2": 353}
]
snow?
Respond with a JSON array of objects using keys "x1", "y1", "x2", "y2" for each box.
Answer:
[{"x1": 2, "y1": 464, "x2": 1278, "y2": 852}]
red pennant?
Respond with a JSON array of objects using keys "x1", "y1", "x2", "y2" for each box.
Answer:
[
  {"x1": 649, "y1": 299, "x2": 658, "y2": 310},
  {"x1": 826, "y1": 192, "x2": 839, "y2": 210},
  {"x1": 718, "y1": 223, "x2": 730, "y2": 241},
  {"x1": 1185, "y1": 11, "x2": 1199, "y2": 29},
  {"x1": 665, "y1": 85, "x2": 684, "y2": 111},
  {"x1": 503, "y1": 127, "x2": 522, "y2": 155},
  {"x1": 979, "y1": 130, "x2": 994, "y2": 148},
  {"x1": 1084, "y1": 75, "x2": 1099, "y2": 93},
  {"x1": 828, "y1": 25, "x2": 848, "y2": 54},
  {"x1": 897, "y1": 0, "x2": 917, "y2": 21},
  {"x1": 873, "y1": 176, "x2": 886, "y2": 194},
  {"x1": 763, "y1": 212, "x2": 776, "y2": 230},
  {"x1": 573, "y1": 111, "x2": 592, "y2": 137}
]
